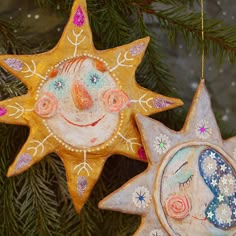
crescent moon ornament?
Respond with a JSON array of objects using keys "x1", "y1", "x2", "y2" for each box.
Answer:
[{"x1": 99, "y1": 80, "x2": 236, "y2": 235}]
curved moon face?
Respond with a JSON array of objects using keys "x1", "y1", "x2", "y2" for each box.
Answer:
[
  {"x1": 155, "y1": 146, "x2": 236, "y2": 236},
  {"x1": 35, "y1": 56, "x2": 129, "y2": 149}
]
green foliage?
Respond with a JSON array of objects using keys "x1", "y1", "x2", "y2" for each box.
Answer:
[
  {"x1": 0, "y1": 19, "x2": 27, "y2": 54},
  {"x1": 0, "y1": 0, "x2": 235, "y2": 235},
  {"x1": 33, "y1": 0, "x2": 72, "y2": 12},
  {"x1": 151, "y1": 6, "x2": 236, "y2": 63}
]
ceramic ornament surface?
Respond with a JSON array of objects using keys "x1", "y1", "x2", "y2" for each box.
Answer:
[
  {"x1": 0, "y1": 0, "x2": 183, "y2": 213},
  {"x1": 99, "y1": 80, "x2": 236, "y2": 236}
]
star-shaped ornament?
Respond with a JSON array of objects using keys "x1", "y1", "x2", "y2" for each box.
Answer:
[
  {"x1": 0, "y1": 0, "x2": 182, "y2": 212},
  {"x1": 99, "y1": 80, "x2": 236, "y2": 235}
]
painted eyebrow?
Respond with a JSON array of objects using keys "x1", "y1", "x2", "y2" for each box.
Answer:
[{"x1": 175, "y1": 161, "x2": 188, "y2": 174}]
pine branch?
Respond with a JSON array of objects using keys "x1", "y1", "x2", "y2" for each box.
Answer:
[
  {"x1": 0, "y1": 125, "x2": 29, "y2": 236},
  {"x1": 46, "y1": 156, "x2": 82, "y2": 235},
  {"x1": 0, "y1": 19, "x2": 30, "y2": 54},
  {"x1": 137, "y1": 0, "x2": 195, "y2": 6},
  {"x1": 88, "y1": 0, "x2": 178, "y2": 97},
  {"x1": 33, "y1": 0, "x2": 72, "y2": 12},
  {"x1": 133, "y1": 16, "x2": 179, "y2": 96},
  {"x1": 0, "y1": 70, "x2": 27, "y2": 100},
  {"x1": 137, "y1": 33, "x2": 178, "y2": 95},
  {"x1": 16, "y1": 161, "x2": 62, "y2": 236},
  {"x1": 98, "y1": 156, "x2": 145, "y2": 235},
  {"x1": 138, "y1": 5, "x2": 236, "y2": 63},
  {"x1": 58, "y1": 203, "x2": 80, "y2": 235},
  {"x1": 88, "y1": 0, "x2": 135, "y2": 48}
]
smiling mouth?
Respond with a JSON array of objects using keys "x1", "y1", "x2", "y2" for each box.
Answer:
[
  {"x1": 60, "y1": 114, "x2": 106, "y2": 127},
  {"x1": 192, "y1": 216, "x2": 207, "y2": 221}
]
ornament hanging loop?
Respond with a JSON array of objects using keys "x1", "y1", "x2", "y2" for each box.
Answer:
[{"x1": 201, "y1": 0, "x2": 205, "y2": 80}]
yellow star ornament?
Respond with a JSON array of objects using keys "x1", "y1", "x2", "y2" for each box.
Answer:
[
  {"x1": 0, "y1": 0, "x2": 183, "y2": 212},
  {"x1": 99, "y1": 80, "x2": 236, "y2": 235}
]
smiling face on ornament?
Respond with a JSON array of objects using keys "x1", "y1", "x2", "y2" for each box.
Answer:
[
  {"x1": 157, "y1": 146, "x2": 236, "y2": 236},
  {"x1": 34, "y1": 56, "x2": 130, "y2": 149}
]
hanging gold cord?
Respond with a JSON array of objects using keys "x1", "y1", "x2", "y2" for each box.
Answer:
[{"x1": 201, "y1": 0, "x2": 205, "y2": 80}]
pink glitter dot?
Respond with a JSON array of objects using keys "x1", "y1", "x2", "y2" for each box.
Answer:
[
  {"x1": 73, "y1": 6, "x2": 85, "y2": 27},
  {"x1": 0, "y1": 107, "x2": 7, "y2": 116},
  {"x1": 138, "y1": 147, "x2": 147, "y2": 161}
]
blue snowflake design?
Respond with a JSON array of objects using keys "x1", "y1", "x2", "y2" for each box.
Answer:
[
  {"x1": 53, "y1": 78, "x2": 65, "y2": 90},
  {"x1": 134, "y1": 190, "x2": 146, "y2": 207},
  {"x1": 199, "y1": 148, "x2": 236, "y2": 230},
  {"x1": 85, "y1": 72, "x2": 104, "y2": 89},
  {"x1": 48, "y1": 77, "x2": 68, "y2": 98},
  {"x1": 132, "y1": 186, "x2": 151, "y2": 208}
]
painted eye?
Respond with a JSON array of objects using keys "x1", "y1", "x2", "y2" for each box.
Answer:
[
  {"x1": 178, "y1": 174, "x2": 194, "y2": 188},
  {"x1": 86, "y1": 73, "x2": 103, "y2": 88},
  {"x1": 54, "y1": 78, "x2": 65, "y2": 90},
  {"x1": 90, "y1": 73, "x2": 100, "y2": 84},
  {"x1": 47, "y1": 77, "x2": 68, "y2": 99}
]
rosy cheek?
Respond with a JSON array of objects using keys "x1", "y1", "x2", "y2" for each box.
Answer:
[
  {"x1": 34, "y1": 92, "x2": 58, "y2": 118},
  {"x1": 165, "y1": 195, "x2": 191, "y2": 219},
  {"x1": 103, "y1": 89, "x2": 130, "y2": 113}
]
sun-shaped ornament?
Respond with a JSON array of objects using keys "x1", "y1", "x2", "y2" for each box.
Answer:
[
  {"x1": 0, "y1": 0, "x2": 183, "y2": 212},
  {"x1": 99, "y1": 80, "x2": 236, "y2": 235}
]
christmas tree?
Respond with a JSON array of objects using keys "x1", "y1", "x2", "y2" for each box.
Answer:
[{"x1": 0, "y1": 0, "x2": 236, "y2": 235}]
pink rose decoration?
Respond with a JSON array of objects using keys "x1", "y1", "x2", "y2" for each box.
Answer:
[
  {"x1": 34, "y1": 93, "x2": 58, "y2": 118},
  {"x1": 165, "y1": 195, "x2": 191, "y2": 219},
  {"x1": 103, "y1": 89, "x2": 130, "y2": 113}
]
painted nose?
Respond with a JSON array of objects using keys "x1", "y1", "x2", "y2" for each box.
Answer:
[{"x1": 72, "y1": 82, "x2": 93, "y2": 110}]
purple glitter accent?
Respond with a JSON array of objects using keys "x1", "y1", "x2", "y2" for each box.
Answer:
[
  {"x1": 130, "y1": 43, "x2": 146, "y2": 56},
  {"x1": 0, "y1": 107, "x2": 7, "y2": 116},
  {"x1": 200, "y1": 127, "x2": 206, "y2": 133},
  {"x1": 4, "y1": 58, "x2": 23, "y2": 71},
  {"x1": 15, "y1": 153, "x2": 32, "y2": 170},
  {"x1": 153, "y1": 98, "x2": 174, "y2": 109},
  {"x1": 73, "y1": 6, "x2": 85, "y2": 27},
  {"x1": 77, "y1": 176, "x2": 88, "y2": 196},
  {"x1": 138, "y1": 147, "x2": 147, "y2": 161}
]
